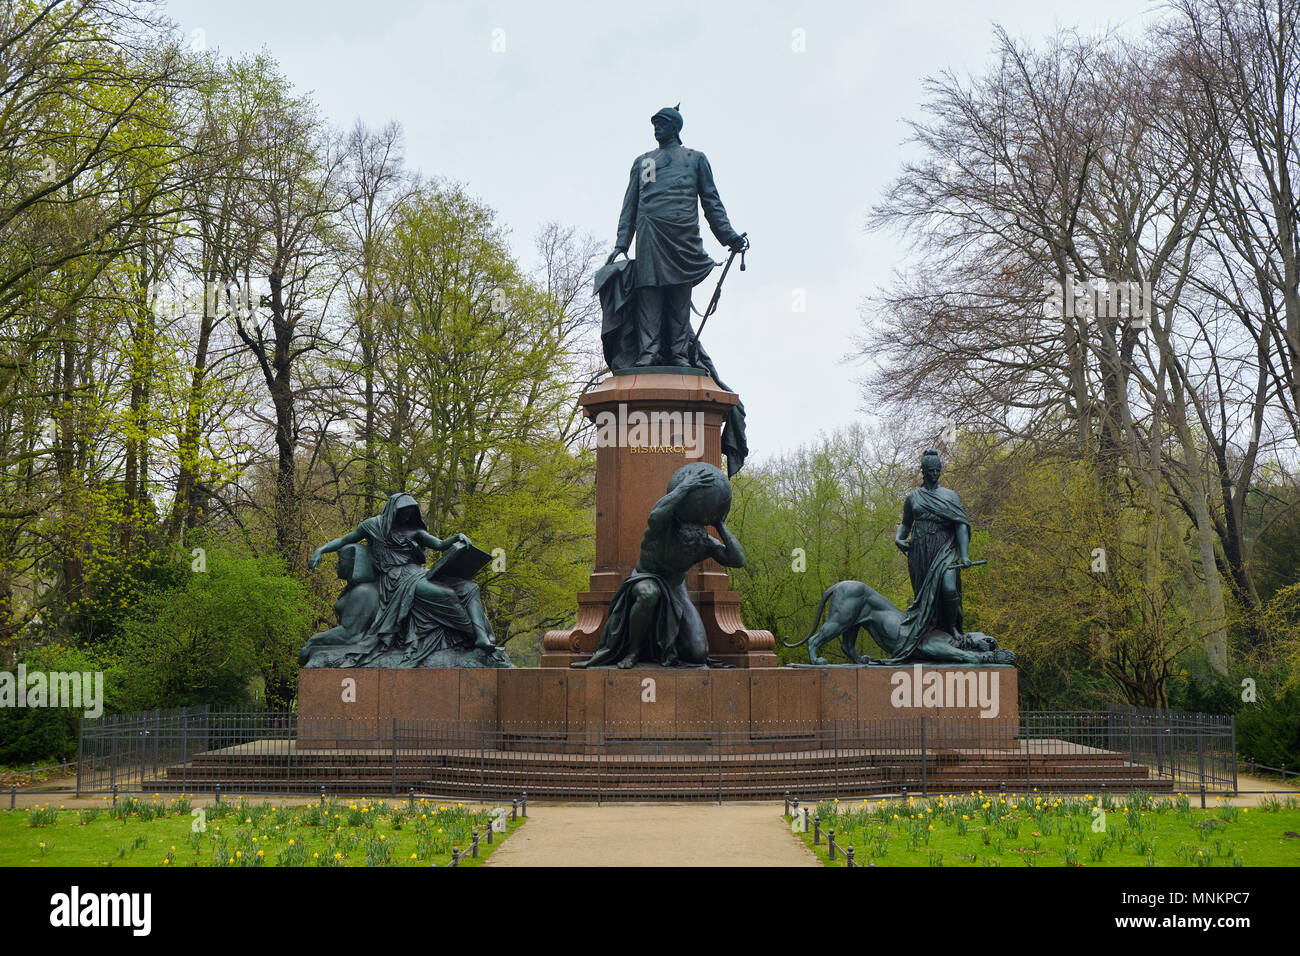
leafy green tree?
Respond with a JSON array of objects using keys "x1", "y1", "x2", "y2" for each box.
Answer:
[
  {"x1": 0, "y1": 644, "x2": 103, "y2": 763},
  {"x1": 112, "y1": 543, "x2": 316, "y2": 711},
  {"x1": 729, "y1": 425, "x2": 912, "y2": 664}
]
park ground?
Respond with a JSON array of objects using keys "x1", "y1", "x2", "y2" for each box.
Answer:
[
  {"x1": 0, "y1": 795, "x2": 522, "y2": 868},
  {"x1": 792, "y1": 789, "x2": 1300, "y2": 867},
  {"x1": 2, "y1": 776, "x2": 1299, "y2": 867}
]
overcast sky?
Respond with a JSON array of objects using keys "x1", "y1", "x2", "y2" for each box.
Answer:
[{"x1": 164, "y1": 0, "x2": 1162, "y2": 462}]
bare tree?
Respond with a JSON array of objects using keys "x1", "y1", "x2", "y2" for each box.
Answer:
[
  {"x1": 337, "y1": 119, "x2": 409, "y2": 515},
  {"x1": 229, "y1": 62, "x2": 349, "y2": 568}
]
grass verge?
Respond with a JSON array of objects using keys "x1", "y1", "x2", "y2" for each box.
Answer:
[
  {"x1": 789, "y1": 791, "x2": 1300, "y2": 867},
  {"x1": 1, "y1": 794, "x2": 524, "y2": 867}
]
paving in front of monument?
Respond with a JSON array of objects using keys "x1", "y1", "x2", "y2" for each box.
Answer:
[{"x1": 485, "y1": 803, "x2": 819, "y2": 867}]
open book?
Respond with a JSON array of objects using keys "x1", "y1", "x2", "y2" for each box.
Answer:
[{"x1": 426, "y1": 539, "x2": 493, "y2": 581}]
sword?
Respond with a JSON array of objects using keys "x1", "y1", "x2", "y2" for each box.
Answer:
[
  {"x1": 688, "y1": 232, "x2": 747, "y2": 363},
  {"x1": 946, "y1": 559, "x2": 988, "y2": 570}
]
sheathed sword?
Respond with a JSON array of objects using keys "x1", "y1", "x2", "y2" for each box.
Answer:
[{"x1": 688, "y1": 232, "x2": 747, "y2": 363}]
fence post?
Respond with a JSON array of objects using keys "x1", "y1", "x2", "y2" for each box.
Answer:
[
  {"x1": 846, "y1": 846, "x2": 855, "y2": 867},
  {"x1": 521, "y1": 791, "x2": 527, "y2": 818},
  {"x1": 813, "y1": 814, "x2": 820, "y2": 845},
  {"x1": 76, "y1": 719, "x2": 83, "y2": 799},
  {"x1": 833, "y1": 720, "x2": 839, "y2": 800},
  {"x1": 479, "y1": 724, "x2": 486, "y2": 803},
  {"x1": 828, "y1": 829, "x2": 836, "y2": 862},
  {"x1": 390, "y1": 717, "x2": 398, "y2": 797},
  {"x1": 1128, "y1": 708, "x2": 1136, "y2": 777},
  {"x1": 1197, "y1": 726, "x2": 1206, "y2": 809},
  {"x1": 284, "y1": 713, "x2": 292, "y2": 796},
  {"x1": 1230, "y1": 715, "x2": 1238, "y2": 795},
  {"x1": 717, "y1": 723, "x2": 723, "y2": 806},
  {"x1": 9, "y1": 784, "x2": 14, "y2": 810},
  {"x1": 920, "y1": 716, "x2": 928, "y2": 798},
  {"x1": 179, "y1": 715, "x2": 187, "y2": 795},
  {"x1": 1026, "y1": 717, "x2": 1032, "y2": 792},
  {"x1": 472, "y1": 830, "x2": 480, "y2": 859}
]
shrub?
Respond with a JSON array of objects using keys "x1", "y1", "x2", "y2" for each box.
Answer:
[
  {"x1": 1236, "y1": 685, "x2": 1300, "y2": 773},
  {"x1": 0, "y1": 645, "x2": 104, "y2": 763}
]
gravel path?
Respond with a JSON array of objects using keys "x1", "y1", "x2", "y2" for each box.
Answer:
[{"x1": 485, "y1": 803, "x2": 818, "y2": 867}]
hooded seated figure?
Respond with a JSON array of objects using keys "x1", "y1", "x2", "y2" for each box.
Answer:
[{"x1": 307, "y1": 493, "x2": 511, "y2": 668}]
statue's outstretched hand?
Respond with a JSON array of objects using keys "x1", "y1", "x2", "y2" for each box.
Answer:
[
  {"x1": 729, "y1": 234, "x2": 749, "y2": 253},
  {"x1": 308, "y1": 549, "x2": 322, "y2": 570}
]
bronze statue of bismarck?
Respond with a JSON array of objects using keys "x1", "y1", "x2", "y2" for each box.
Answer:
[
  {"x1": 593, "y1": 105, "x2": 752, "y2": 476},
  {"x1": 599, "y1": 104, "x2": 748, "y2": 369}
]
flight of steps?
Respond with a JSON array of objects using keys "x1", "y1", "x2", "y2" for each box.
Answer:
[{"x1": 145, "y1": 738, "x2": 1173, "y2": 800}]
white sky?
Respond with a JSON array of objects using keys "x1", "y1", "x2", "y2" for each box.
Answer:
[{"x1": 164, "y1": 0, "x2": 1161, "y2": 461}]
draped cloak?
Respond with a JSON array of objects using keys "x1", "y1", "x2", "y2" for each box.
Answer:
[
  {"x1": 570, "y1": 571, "x2": 699, "y2": 669},
  {"x1": 866, "y1": 486, "x2": 972, "y2": 665},
  {"x1": 340, "y1": 493, "x2": 482, "y2": 667},
  {"x1": 593, "y1": 259, "x2": 750, "y2": 476}
]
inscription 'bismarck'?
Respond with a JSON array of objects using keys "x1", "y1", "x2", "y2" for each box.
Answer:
[{"x1": 629, "y1": 444, "x2": 687, "y2": 454}]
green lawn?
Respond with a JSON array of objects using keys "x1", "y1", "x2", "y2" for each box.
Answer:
[
  {"x1": 0, "y1": 795, "x2": 523, "y2": 867},
  {"x1": 792, "y1": 791, "x2": 1300, "y2": 867}
]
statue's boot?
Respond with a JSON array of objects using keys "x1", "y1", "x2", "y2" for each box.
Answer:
[
  {"x1": 667, "y1": 309, "x2": 694, "y2": 366},
  {"x1": 466, "y1": 600, "x2": 497, "y2": 650}
]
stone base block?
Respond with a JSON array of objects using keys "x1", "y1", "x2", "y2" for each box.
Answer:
[{"x1": 297, "y1": 665, "x2": 1018, "y2": 749}]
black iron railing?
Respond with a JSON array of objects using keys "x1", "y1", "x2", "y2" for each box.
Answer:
[{"x1": 70, "y1": 706, "x2": 1239, "y2": 802}]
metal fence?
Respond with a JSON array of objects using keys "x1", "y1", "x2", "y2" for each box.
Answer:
[
  {"x1": 75, "y1": 705, "x2": 213, "y2": 795},
  {"x1": 73, "y1": 706, "x2": 1236, "y2": 802},
  {"x1": 1104, "y1": 703, "x2": 1238, "y2": 791}
]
